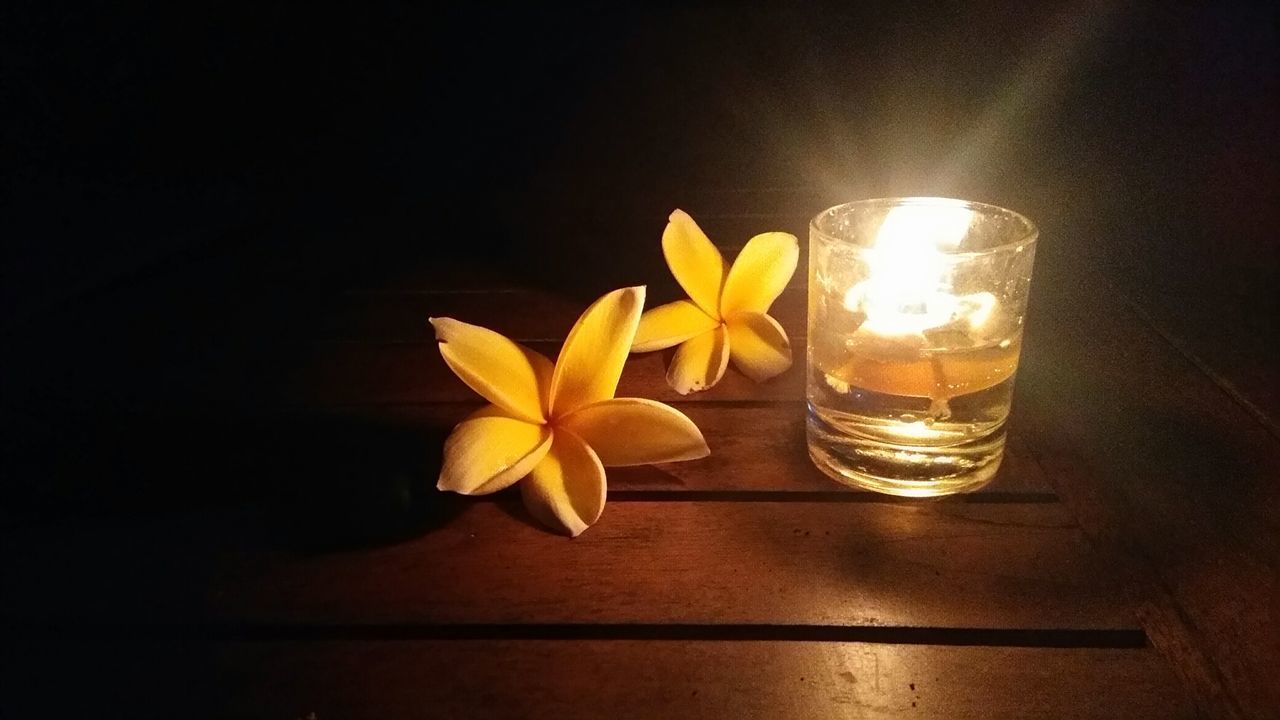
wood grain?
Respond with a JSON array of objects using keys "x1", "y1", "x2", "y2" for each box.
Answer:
[{"x1": 208, "y1": 640, "x2": 1194, "y2": 720}]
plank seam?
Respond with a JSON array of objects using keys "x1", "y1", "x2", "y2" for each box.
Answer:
[{"x1": 1120, "y1": 294, "x2": 1280, "y2": 442}]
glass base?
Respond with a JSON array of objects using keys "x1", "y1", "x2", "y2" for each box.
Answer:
[{"x1": 806, "y1": 406, "x2": 1005, "y2": 497}]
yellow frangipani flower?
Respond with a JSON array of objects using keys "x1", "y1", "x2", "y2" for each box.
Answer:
[
  {"x1": 430, "y1": 286, "x2": 710, "y2": 536},
  {"x1": 632, "y1": 209, "x2": 799, "y2": 394}
]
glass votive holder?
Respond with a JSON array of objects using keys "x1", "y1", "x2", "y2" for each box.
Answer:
[{"x1": 807, "y1": 197, "x2": 1039, "y2": 496}]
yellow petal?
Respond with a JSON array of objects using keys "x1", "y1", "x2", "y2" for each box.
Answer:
[
  {"x1": 720, "y1": 231, "x2": 799, "y2": 316},
  {"x1": 438, "y1": 413, "x2": 552, "y2": 495},
  {"x1": 725, "y1": 311, "x2": 793, "y2": 383},
  {"x1": 663, "y1": 209, "x2": 727, "y2": 318},
  {"x1": 559, "y1": 398, "x2": 710, "y2": 467},
  {"x1": 429, "y1": 318, "x2": 552, "y2": 423},
  {"x1": 632, "y1": 300, "x2": 720, "y2": 353},
  {"x1": 549, "y1": 286, "x2": 646, "y2": 417},
  {"x1": 520, "y1": 430, "x2": 606, "y2": 537},
  {"x1": 666, "y1": 325, "x2": 730, "y2": 395}
]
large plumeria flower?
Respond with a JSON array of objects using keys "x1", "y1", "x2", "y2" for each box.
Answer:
[
  {"x1": 632, "y1": 209, "x2": 799, "y2": 394},
  {"x1": 430, "y1": 286, "x2": 710, "y2": 536}
]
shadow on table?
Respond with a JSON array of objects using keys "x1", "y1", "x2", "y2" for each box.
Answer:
[{"x1": 1, "y1": 407, "x2": 473, "y2": 552}]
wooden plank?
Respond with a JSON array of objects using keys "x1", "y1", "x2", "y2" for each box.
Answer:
[
  {"x1": 1016, "y1": 277, "x2": 1280, "y2": 718},
  {"x1": 322, "y1": 285, "x2": 808, "y2": 343},
  {"x1": 208, "y1": 640, "x2": 1193, "y2": 719},
  {"x1": 346, "y1": 215, "x2": 815, "y2": 295},
  {"x1": 0, "y1": 401, "x2": 1051, "y2": 505},
  {"x1": 281, "y1": 338, "x2": 808, "y2": 405},
  {"x1": 0, "y1": 636, "x2": 1193, "y2": 719},
  {"x1": 192, "y1": 501, "x2": 1128, "y2": 629},
  {"x1": 318, "y1": 401, "x2": 1054, "y2": 495},
  {"x1": 280, "y1": 310, "x2": 1064, "y2": 409},
  {"x1": 1, "y1": 503, "x2": 1126, "y2": 629},
  {"x1": 287, "y1": 278, "x2": 810, "y2": 404},
  {"x1": 283, "y1": 283, "x2": 795, "y2": 404}
]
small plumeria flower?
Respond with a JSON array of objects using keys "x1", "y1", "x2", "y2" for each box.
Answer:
[
  {"x1": 430, "y1": 286, "x2": 709, "y2": 536},
  {"x1": 631, "y1": 209, "x2": 799, "y2": 394}
]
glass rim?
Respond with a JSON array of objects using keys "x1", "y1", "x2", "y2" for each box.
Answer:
[{"x1": 810, "y1": 197, "x2": 1039, "y2": 256}]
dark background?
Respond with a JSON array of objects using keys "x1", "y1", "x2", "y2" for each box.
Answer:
[{"x1": 2, "y1": 0, "x2": 1277, "y2": 512}]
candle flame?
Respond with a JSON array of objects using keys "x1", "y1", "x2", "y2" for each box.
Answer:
[{"x1": 843, "y1": 203, "x2": 976, "y2": 336}]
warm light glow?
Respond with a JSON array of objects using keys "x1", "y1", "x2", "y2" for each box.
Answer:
[
  {"x1": 842, "y1": 203, "x2": 995, "y2": 337},
  {"x1": 895, "y1": 420, "x2": 944, "y2": 440}
]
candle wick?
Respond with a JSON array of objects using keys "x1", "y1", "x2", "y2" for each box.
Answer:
[{"x1": 927, "y1": 354, "x2": 952, "y2": 422}]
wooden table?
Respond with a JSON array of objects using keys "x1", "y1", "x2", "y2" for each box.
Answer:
[
  {"x1": 3, "y1": 4, "x2": 1278, "y2": 716},
  {"x1": 3, "y1": 204, "x2": 1277, "y2": 719}
]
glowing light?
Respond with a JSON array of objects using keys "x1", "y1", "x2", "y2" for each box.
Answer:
[{"x1": 842, "y1": 203, "x2": 995, "y2": 337}]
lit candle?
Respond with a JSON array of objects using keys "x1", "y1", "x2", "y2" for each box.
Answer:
[
  {"x1": 806, "y1": 198, "x2": 1038, "y2": 496},
  {"x1": 833, "y1": 203, "x2": 1017, "y2": 419}
]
